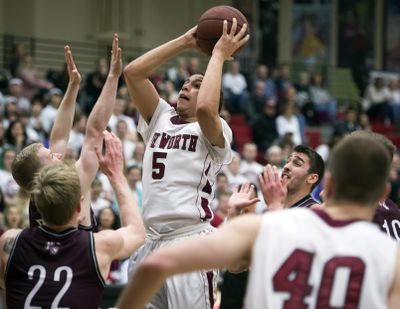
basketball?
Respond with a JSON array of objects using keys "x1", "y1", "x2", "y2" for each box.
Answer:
[{"x1": 196, "y1": 6, "x2": 249, "y2": 56}]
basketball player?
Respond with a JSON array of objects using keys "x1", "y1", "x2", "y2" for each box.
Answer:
[
  {"x1": 12, "y1": 34, "x2": 122, "y2": 229},
  {"x1": 118, "y1": 134, "x2": 400, "y2": 309},
  {"x1": 123, "y1": 19, "x2": 249, "y2": 308},
  {"x1": 0, "y1": 131, "x2": 145, "y2": 308},
  {"x1": 255, "y1": 145, "x2": 324, "y2": 212},
  {"x1": 349, "y1": 130, "x2": 400, "y2": 241}
]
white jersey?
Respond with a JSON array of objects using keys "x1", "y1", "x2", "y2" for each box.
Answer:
[
  {"x1": 138, "y1": 99, "x2": 232, "y2": 233},
  {"x1": 245, "y1": 208, "x2": 398, "y2": 309}
]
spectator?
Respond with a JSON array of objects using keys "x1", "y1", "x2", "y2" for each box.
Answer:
[
  {"x1": 224, "y1": 152, "x2": 249, "y2": 192},
  {"x1": 222, "y1": 60, "x2": 248, "y2": 114},
  {"x1": 3, "y1": 205, "x2": 25, "y2": 230},
  {"x1": 90, "y1": 179, "x2": 112, "y2": 217},
  {"x1": 115, "y1": 119, "x2": 136, "y2": 162},
  {"x1": 310, "y1": 72, "x2": 337, "y2": 122},
  {"x1": 4, "y1": 119, "x2": 30, "y2": 152},
  {"x1": 387, "y1": 78, "x2": 400, "y2": 124},
  {"x1": 165, "y1": 57, "x2": 189, "y2": 90},
  {"x1": 68, "y1": 111, "x2": 87, "y2": 155},
  {"x1": 0, "y1": 148, "x2": 19, "y2": 206},
  {"x1": 6, "y1": 78, "x2": 30, "y2": 111},
  {"x1": 254, "y1": 64, "x2": 276, "y2": 100},
  {"x1": 276, "y1": 102, "x2": 303, "y2": 145},
  {"x1": 363, "y1": 77, "x2": 393, "y2": 124},
  {"x1": 108, "y1": 97, "x2": 137, "y2": 140},
  {"x1": 210, "y1": 191, "x2": 231, "y2": 228},
  {"x1": 240, "y1": 142, "x2": 263, "y2": 186},
  {"x1": 84, "y1": 57, "x2": 108, "y2": 114},
  {"x1": 264, "y1": 145, "x2": 284, "y2": 172},
  {"x1": 251, "y1": 99, "x2": 278, "y2": 152},
  {"x1": 332, "y1": 106, "x2": 362, "y2": 138},
  {"x1": 16, "y1": 55, "x2": 53, "y2": 100},
  {"x1": 274, "y1": 64, "x2": 292, "y2": 99},
  {"x1": 40, "y1": 88, "x2": 64, "y2": 134},
  {"x1": 126, "y1": 141, "x2": 145, "y2": 169},
  {"x1": 126, "y1": 165, "x2": 143, "y2": 212},
  {"x1": 247, "y1": 80, "x2": 268, "y2": 123}
]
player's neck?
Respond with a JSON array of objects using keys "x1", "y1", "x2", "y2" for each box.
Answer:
[
  {"x1": 323, "y1": 201, "x2": 376, "y2": 221},
  {"x1": 285, "y1": 188, "x2": 311, "y2": 208},
  {"x1": 43, "y1": 221, "x2": 78, "y2": 232}
]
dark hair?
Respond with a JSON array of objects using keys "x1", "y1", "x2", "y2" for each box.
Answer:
[
  {"x1": 328, "y1": 134, "x2": 391, "y2": 205},
  {"x1": 293, "y1": 145, "x2": 325, "y2": 190}
]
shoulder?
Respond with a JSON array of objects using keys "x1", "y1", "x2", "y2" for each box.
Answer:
[{"x1": 0, "y1": 229, "x2": 22, "y2": 256}]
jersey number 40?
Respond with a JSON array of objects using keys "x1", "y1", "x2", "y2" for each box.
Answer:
[{"x1": 273, "y1": 249, "x2": 365, "y2": 309}]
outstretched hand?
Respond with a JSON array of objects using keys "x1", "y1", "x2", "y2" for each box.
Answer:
[
  {"x1": 228, "y1": 182, "x2": 260, "y2": 218},
  {"x1": 95, "y1": 131, "x2": 124, "y2": 179},
  {"x1": 109, "y1": 33, "x2": 123, "y2": 78},
  {"x1": 213, "y1": 18, "x2": 249, "y2": 61},
  {"x1": 259, "y1": 164, "x2": 287, "y2": 211},
  {"x1": 64, "y1": 45, "x2": 81, "y2": 86}
]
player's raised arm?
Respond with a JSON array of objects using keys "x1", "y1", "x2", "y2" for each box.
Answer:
[
  {"x1": 75, "y1": 34, "x2": 122, "y2": 196},
  {"x1": 117, "y1": 214, "x2": 260, "y2": 309},
  {"x1": 49, "y1": 46, "x2": 81, "y2": 155},
  {"x1": 196, "y1": 18, "x2": 249, "y2": 148},
  {"x1": 123, "y1": 26, "x2": 197, "y2": 123},
  {"x1": 94, "y1": 131, "x2": 145, "y2": 279}
]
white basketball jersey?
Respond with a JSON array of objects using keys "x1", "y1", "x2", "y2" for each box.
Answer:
[
  {"x1": 138, "y1": 99, "x2": 232, "y2": 233},
  {"x1": 245, "y1": 209, "x2": 398, "y2": 309}
]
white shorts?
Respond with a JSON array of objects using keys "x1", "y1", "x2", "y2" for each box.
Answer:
[{"x1": 128, "y1": 224, "x2": 218, "y2": 309}]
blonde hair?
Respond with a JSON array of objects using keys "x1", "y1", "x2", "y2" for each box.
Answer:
[
  {"x1": 32, "y1": 164, "x2": 81, "y2": 225},
  {"x1": 11, "y1": 143, "x2": 42, "y2": 192}
]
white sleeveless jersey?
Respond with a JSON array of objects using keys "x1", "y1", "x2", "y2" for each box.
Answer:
[
  {"x1": 138, "y1": 99, "x2": 232, "y2": 233},
  {"x1": 245, "y1": 209, "x2": 399, "y2": 309}
]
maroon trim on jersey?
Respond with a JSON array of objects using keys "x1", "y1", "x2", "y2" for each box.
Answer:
[
  {"x1": 201, "y1": 198, "x2": 212, "y2": 220},
  {"x1": 312, "y1": 209, "x2": 367, "y2": 227},
  {"x1": 170, "y1": 115, "x2": 190, "y2": 125},
  {"x1": 206, "y1": 271, "x2": 214, "y2": 308}
]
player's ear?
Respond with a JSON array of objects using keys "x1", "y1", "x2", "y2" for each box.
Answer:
[
  {"x1": 323, "y1": 172, "x2": 333, "y2": 201},
  {"x1": 378, "y1": 183, "x2": 391, "y2": 204},
  {"x1": 307, "y1": 173, "x2": 319, "y2": 186}
]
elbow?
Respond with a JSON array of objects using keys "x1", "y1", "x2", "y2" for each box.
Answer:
[
  {"x1": 123, "y1": 62, "x2": 143, "y2": 81},
  {"x1": 196, "y1": 103, "x2": 216, "y2": 120}
]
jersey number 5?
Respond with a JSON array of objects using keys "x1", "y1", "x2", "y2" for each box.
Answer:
[
  {"x1": 273, "y1": 249, "x2": 365, "y2": 309},
  {"x1": 25, "y1": 265, "x2": 73, "y2": 309},
  {"x1": 152, "y1": 152, "x2": 167, "y2": 180}
]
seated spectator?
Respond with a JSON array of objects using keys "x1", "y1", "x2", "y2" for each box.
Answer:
[
  {"x1": 247, "y1": 80, "x2": 268, "y2": 123},
  {"x1": 3, "y1": 97, "x2": 20, "y2": 128},
  {"x1": 90, "y1": 179, "x2": 112, "y2": 217},
  {"x1": 274, "y1": 64, "x2": 292, "y2": 99},
  {"x1": 108, "y1": 97, "x2": 137, "y2": 141},
  {"x1": 251, "y1": 99, "x2": 278, "y2": 152},
  {"x1": 68, "y1": 111, "x2": 87, "y2": 154},
  {"x1": 27, "y1": 97, "x2": 46, "y2": 140},
  {"x1": 6, "y1": 78, "x2": 30, "y2": 112},
  {"x1": 40, "y1": 88, "x2": 63, "y2": 134},
  {"x1": 387, "y1": 78, "x2": 400, "y2": 124},
  {"x1": 210, "y1": 191, "x2": 231, "y2": 228},
  {"x1": 5, "y1": 119, "x2": 31, "y2": 152},
  {"x1": 165, "y1": 57, "x2": 189, "y2": 90},
  {"x1": 265, "y1": 145, "x2": 284, "y2": 172},
  {"x1": 254, "y1": 64, "x2": 276, "y2": 100},
  {"x1": 126, "y1": 141, "x2": 145, "y2": 169},
  {"x1": 223, "y1": 152, "x2": 249, "y2": 192},
  {"x1": 276, "y1": 102, "x2": 303, "y2": 145},
  {"x1": 0, "y1": 148, "x2": 19, "y2": 207},
  {"x1": 126, "y1": 165, "x2": 143, "y2": 212},
  {"x1": 295, "y1": 71, "x2": 317, "y2": 125},
  {"x1": 332, "y1": 106, "x2": 362, "y2": 138},
  {"x1": 83, "y1": 57, "x2": 108, "y2": 114},
  {"x1": 363, "y1": 77, "x2": 393, "y2": 124},
  {"x1": 240, "y1": 142, "x2": 263, "y2": 186},
  {"x1": 222, "y1": 60, "x2": 248, "y2": 114},
  {"x1": 310, "y1": 73, "x2": 337, "y2": 122},
  {"x1": 115, "y1": 119, "x2": 136, "y2": 162},
  {"x1": 17, "y1": 55, "x2": 53, "y2": 100},
  {"x1": 211, "y1": 172, "x2": 231, "y2": 211},
  {"x1": 2, "y1": 205, "x2": 26, "y2": 230}
]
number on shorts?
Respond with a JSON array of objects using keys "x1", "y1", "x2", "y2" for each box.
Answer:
[
  {"x1": 273, "y1": 249, "x2": 365, "y2": 308},
  {"x1": 24, "y1": 265, "x2": 73, "y2": 309}
]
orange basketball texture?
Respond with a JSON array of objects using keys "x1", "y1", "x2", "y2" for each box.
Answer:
[{"x1": 196, "y1": 6, "x2": 249, "y2": 55}]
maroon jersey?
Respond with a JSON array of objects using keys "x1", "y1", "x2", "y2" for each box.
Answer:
[
  {"x1": 29, "y1": 199, "x2": 98, "y2": 231},
  {"x1": 5, "y1": 226, "x2": 105, "y2": 309},
  {"x1": 373, "y1": 198, "x2": 400, "y2": 241}
]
